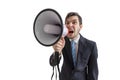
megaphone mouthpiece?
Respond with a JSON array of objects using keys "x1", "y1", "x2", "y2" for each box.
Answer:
[{"x1": 62, "y1": 25, "x2": 68, "y2": 37}]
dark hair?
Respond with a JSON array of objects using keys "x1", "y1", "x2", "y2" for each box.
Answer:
[{"x1": 65, "y1": 12, "x2": 82, "y2": 25}]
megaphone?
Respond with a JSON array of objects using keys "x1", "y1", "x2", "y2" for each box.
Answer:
[
  {"x1": 33, "y1": 8, "x2": 68, "y2": 46},
  {"x1": 33, "y1": 9, "x2": 67, "y2": 79}
]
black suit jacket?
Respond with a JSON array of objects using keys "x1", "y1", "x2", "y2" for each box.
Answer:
[{"x1": 50, "y1": 34, "x2": 98, "y2": 80}]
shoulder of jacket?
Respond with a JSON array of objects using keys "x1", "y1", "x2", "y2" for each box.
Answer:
[{"x1": 82, "y1": 36, "x2": 96, "y2": 47}]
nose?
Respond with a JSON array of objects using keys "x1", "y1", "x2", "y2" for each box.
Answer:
[{"x1": 69, "y1": 22, "x2": 73, "y2": 26}]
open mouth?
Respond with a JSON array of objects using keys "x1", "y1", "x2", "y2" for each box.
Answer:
[{"x1": 69, "y1": 31, "x2": 74, "y2": 33}]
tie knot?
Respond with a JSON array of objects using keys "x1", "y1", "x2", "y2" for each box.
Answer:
[{"x1": 71, "y1": 40, "x2": 76, "y2": 46}]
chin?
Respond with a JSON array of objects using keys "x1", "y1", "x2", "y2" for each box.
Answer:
[{"x1": 67, "y1": 35, "x2": 74, "y2": 39}]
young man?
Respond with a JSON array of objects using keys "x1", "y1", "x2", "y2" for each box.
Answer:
[{"x1": 50, "y1": 12, "x2": 98, "y2": 80}]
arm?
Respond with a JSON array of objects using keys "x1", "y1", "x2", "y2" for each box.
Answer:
[{"x1": 87, "y1": 43, "x2": 99, "y2": 80}]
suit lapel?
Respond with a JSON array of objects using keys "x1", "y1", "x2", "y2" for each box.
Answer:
[
  {"x1": 78, "y1": 35, "x2": 86, "y2": 58},
  {"x1": 76, "y1": 35, "x2": 91, "y2": 70},
  {"x1": 76, "y1": 35, "x2": 88, "y2": 69}
]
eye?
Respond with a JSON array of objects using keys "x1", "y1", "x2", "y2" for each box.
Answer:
[
  {"x1": 72, "y1": 21, "x2": 77, "y2": 24},
  {"x1": 66, "y1": 22, "x2": 69, "y2": 25}
]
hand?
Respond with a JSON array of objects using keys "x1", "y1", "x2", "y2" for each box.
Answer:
[{"x1": 53, "y1": 36, "x2": 65, "y2": 55}]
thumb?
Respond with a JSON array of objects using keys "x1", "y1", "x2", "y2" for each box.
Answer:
[{"x1": 60, "y1": 36, "x2": 65, "y2": 44}]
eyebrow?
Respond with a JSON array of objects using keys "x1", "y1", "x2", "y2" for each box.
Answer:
[{"x1": 66, "y1": 19, "x2": 77, "y2": 23}]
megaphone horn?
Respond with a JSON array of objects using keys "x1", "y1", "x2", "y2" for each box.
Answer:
[{"x1": 33, "y1": 8, "x2": 68, "y2": 46}]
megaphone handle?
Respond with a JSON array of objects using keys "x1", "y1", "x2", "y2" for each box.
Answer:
[{"x1": 55, "y1": 51, "x2": 59, "y2": 65}]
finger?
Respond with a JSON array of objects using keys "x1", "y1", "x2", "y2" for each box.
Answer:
[
  {"x1": 60, "y1": 37, "x2": 64, "y2": 41},
  {"x1": 60, "y1": 37, "x2": 65, "y2": 43},
  {"x1": 55, "y1": 47, "x2": 62, "y2": 52},
  {"x1": 57, "y1": 41, "x2": 63, "y2": 46},
  {"x1": 55, "y1": 44, "x2": 63, "y2": 48}
]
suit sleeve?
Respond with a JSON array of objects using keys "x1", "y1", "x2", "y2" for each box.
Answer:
[
  {"x1": 87, "y1": 42, "x2": 99, "y2": 80},
  {"x1": 49, "y1": 52, "x2": 61, "y2": 66}
]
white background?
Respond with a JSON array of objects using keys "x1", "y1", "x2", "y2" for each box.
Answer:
[{"x1": 0, "y1": 0, "x2": 120, "y2": 80}]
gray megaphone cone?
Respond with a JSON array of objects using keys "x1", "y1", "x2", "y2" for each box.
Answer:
[{"x1": 33, "y1": 8, "x2": 68, "y2": 46}]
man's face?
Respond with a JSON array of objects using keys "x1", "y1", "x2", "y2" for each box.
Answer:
[{"x1": 65, "y1": 16, "x2": 82, "y2": 39}]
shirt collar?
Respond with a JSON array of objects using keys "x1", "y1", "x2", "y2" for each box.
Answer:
[{"x1": 70, "y1": 34, "x2": 80, "y2": 44}]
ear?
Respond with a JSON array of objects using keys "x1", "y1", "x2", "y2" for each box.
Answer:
[{"x1": 80, "y1": 24, "x2": 83, "y2": 29}]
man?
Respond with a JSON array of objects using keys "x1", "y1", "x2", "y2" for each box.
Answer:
[{"x1": 50, "y1": 12, "x2": 98, "y2": 80}]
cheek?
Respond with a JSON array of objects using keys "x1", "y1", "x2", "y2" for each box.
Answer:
[
  {"x1": 78, "y1": 27, "x2": 81, "y2": 31},
  {"x1": 74, "y1": 26, "x2": 80, "y2": 32}
]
